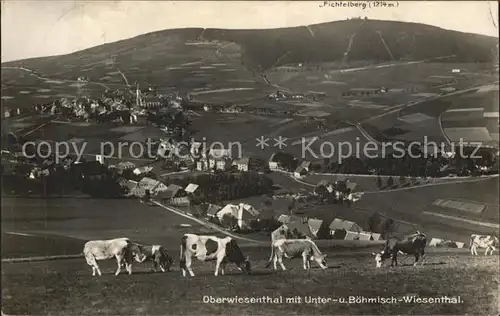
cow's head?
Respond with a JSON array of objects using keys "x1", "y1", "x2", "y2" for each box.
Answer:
[
  {"x1": 129, "y1": 243, "x2": 147, "y2": 263},
  {"x1": 226, "y1": 239, "x2": 251, "y2": 274},
  {"x1": 372, "y1": 251, "x2": 389, "y2": 268},
  {"x1": 238, "y1": 256, "x2": 251, "y2": 275},
  {"x1": 310, "y1": 253, "x2": 328, "y2": 269}
]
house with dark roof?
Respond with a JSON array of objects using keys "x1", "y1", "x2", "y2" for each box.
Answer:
[
  {"x1": 157, "y1": 184, "x2": 189, "y2": 206},
  {"x1": 329, "y1": 218, "x2": 363, "y2": 239},
  {"x1": 204, "y1": 204, "x2": 222, "y2": 219},
  {"x1": 232, "y1": 157, "x2": 250, "y2": 172},
  {"x1": 269, "y1": 152, "x2": 298, "y2": 172},
  {"x1": 294, "y1": 160, "x2": 311, "y2": 178}
]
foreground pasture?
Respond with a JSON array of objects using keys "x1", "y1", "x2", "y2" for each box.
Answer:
[{"x1": 2, "y1": 251, "x2": 498, "y2": 315}]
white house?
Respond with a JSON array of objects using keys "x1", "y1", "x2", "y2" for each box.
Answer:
[
  {"x1": 294, "y1": 161, "x2": 311, "y2": 178},
  {"x1": 184, "y1": 183, "x2": 199, "y2": 195},
  {"x1": 232, "y1": 157, "x2": 250, "y2": 172},
  {"x1": 133, "y1": 166, "x2": 153, "y2": 175},
  {"x1": 208, "y1": 157, "x2": 231, "y2": 171},
  {"x1": 196, "y1": 160, "x2": 208, "y2": 171},
  {"x1": 218, "y1": 203, "x2": 260, "y2": 229}
]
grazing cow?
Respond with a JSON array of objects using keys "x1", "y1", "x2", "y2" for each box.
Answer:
[
  {"x1": 372, "y1": 231, "x2": 427, "y2": 268},
  {"x1": 127, "y1": 244, "x2": 174, "y2": 272},
  {"x1": 265, "y1": 239, "x2": 328, "y2": 271},
  {"x1": 470, "y1": 234, "x2": 499, "y2": 255},
  {"x1": 83, "y1": 237, "x2": 146, "y2": 276},
  {"x1": 179, "y1": 234, "x2": 251, "y2": 277}
]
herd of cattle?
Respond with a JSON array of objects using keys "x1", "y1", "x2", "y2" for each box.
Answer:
[{"x1": 82, "y1": 233, "x2": 499, "y2": 277}]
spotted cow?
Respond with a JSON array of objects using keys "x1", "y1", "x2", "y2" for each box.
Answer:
[{"x1": 179, "y1": 234, "x2": 251, "y2": 277}]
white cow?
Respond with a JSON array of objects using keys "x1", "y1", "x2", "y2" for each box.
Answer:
[
  {"x1": 265, "y1": 239, "x2": 328, "y2": 271},
  {"x1": 179, "y1": 234, "x2": 251, "y2": 277},
  {"x1": 470, "y1": 234, "x2": 499, "y2": 255},
  {"x1": 83, "y1": 237, "x2": 145, "y2": 277}
]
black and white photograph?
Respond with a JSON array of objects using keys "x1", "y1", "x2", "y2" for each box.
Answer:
[{"x1": 1, "y1": 1, "x2": 499, "y2": 315}]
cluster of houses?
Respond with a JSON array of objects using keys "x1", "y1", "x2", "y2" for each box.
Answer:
[{"x1": 271, "y1": 215, "x2": 381, "y2": 241}]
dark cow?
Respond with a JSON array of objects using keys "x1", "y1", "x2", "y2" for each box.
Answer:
[
  {"x1": 179, "y1": 234, "x2": 251, "y2": 277},
  {"x1": 126, "y1": 244, "x2": 174, "y2": 272},
  {"x1": 372, "y1": 231, "x2": 427, "y2": 268}
]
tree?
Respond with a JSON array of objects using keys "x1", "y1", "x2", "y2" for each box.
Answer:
[
  {"x1": 386, "y1": 176, "x2": 394, "y2": 188},
  {"x1": 381, "y1": 218, "x2": 395, "y2": 239},
  {"x1": 368, "y1": 212, "x2": 382, "y2": 232}
]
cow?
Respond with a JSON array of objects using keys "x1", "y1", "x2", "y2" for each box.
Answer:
[
  {"x1": 83, "y1": 237, "x2": 146, "y2": 277},
  {"x1": 126, "y1": 243, "x2": 174, "y2": 272},
  {"x1": 265, "y1": 239, "x2": 328, "y2": 271},
  {"x1": 372, "y1": 231, "x2": 427, "y2": 268},
  {"x1": 179, "y1": 234, "x2": 251, "y2": 277},
  {"x1": 469, "y1": 234, "x2": 499, "y2": 255}
]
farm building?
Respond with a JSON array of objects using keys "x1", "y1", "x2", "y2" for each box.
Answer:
[
  {"x1": 287, "y1": 218, "x2": 313, "y2": 239},
  {"x1": 196, "y1": 160, "x2": 207, "y2": 171},
  {"x1": 269, "y1": 152, "x2": 298, "y2": 171},
  {"x1": 208, "y1": 157, "x2": 232, "y2": 171},
  {"x1": 218, "y1": 203, "x2": 260, "y2": 229},
  {"x1": 133, "y1": 165, "x2": 153, "y2": 176},
  {"x1": 329, "y1": 218, "x2": 363, "y2": 239},
  {"x1": 232, "y1": 157, "x2": 250, "y2": 172},
  {"x1": 136, "y1": 177, "x2": 168, "y2": 194},
  {"x1": 157, "y1": 184, "x2": 190, "y2": 206},
  {"x1": 294, "y1": 161, "x2": 311, "y2": 178},
  {"x1": 204, "y1": 203, "x2": 222, "y2": 219},
  {"x1": 184, "y1": 183, "x2": 200, "y2": 195}
]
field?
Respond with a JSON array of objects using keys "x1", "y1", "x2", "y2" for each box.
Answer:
[{"x1": 2, "y1": 247, "x2": 498, "y2": 315}]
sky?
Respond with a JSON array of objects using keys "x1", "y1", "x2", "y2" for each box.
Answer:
[{"x1": 1, "y1": 1, "x2": 498, "y2": 62}]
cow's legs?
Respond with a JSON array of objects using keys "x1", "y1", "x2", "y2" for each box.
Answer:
[
  {"x1": 214, "y1": 258, "x2": 222, "y2": 276},
  {"x1": 390, "y1": 254, "x2": 398, "y2": 267},
  {"x1": 485, "y1": 247, "x2": 492, "y2": 256},
  {"x1": 85, "y1": 254, "x2": 101, "y2": 276},
  {"x1": 125, "y1": 262, "x2": 132, "y2": 275},
  {"x1": 413, "y1": 253, "x2": 420, "y2": 266},
  {"x1": 278, "y1": 255, "x2": 286, "y2": 271},
  {"x1": 302, "y1": 253, "x2": 308, "y2": 270},
  {"x1": 419, "y1": 252, "x2": 426, "y2": 266},
  {"x1": 115, "y1": 256, "x2": 123, "y2": 276},
  {"x1": 185, "y1": 256, "x2": 195, "y2": 277},
  {"x1": 273, "y1": 255, "x2": 278, "y2": 271},
  {"x1": 220, "y1": 262, "x2": 227, "y2": 275}
]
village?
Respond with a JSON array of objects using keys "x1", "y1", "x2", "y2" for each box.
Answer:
[{"x1": 2, "y1": 75, "x2": 498, "y2": 247}]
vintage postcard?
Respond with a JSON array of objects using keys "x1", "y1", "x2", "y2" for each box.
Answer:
[{"x1": 1, "y1": 1, "x2": 499, "y2": 315}]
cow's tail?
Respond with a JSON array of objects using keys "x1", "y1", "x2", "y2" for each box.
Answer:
[
  {"x1": 179, "y1": 235, "x2": 187, "y2": 270},
  {"x1": 264, "y1": 243, "x2": 275, "y2": 268}
]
